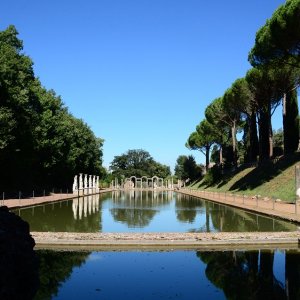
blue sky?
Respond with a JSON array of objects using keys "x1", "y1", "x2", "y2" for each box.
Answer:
[{"x1": 1, "y1": 0, "x2": 291, "y2": 172}]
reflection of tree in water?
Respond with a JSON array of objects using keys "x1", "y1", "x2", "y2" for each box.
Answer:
[
  {"x1": 175, "y1": 194, "x2": 297, "y2": 232},
  {"x1": 109, "y1": 190, "x2": 173, "y2": 228},
  {"x1": 206, "y1": 202, "x2": 297, "y2": 232},
  {"x1": 286, "y1": 251, "x2": 300, "y2": 299},
  {"x1": 34, "y1": 250, "x2": 90, "y2": 300},
  {"x1": 110, "y1": 208, "x2": 157, "y2": 228},
  {"x1": 197, "y1": 250, "x2": 288, "y2": 300},
  {"x1": 15, "y1": 194, "x2": 103, "y2": 232},
  {"x1": 175, "y1": 194, "x2": 204, "y2": 223}
]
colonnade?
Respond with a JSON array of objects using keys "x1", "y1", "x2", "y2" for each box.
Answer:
[
  {"x1": 111, "y1": 189, "x2": 174, "y2": 203},
  {"x1": 72, "y1": 173, "x2": 100, "y2": 195},
  {"x1": 110, "y1": 176, "x2": 185, "y2": 190}
]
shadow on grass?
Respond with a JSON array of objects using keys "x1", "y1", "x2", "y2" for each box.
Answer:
[
  {"x1": 229, "y1": 153, "x2": 300, "y2": 191},
  {"x1": 198, "y1": 167, "x2": 241, "y2": 189}
]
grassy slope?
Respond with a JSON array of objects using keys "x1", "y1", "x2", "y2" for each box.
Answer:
[{"x1": 191, "y1": 153, "x2": 300, "y2": 202}]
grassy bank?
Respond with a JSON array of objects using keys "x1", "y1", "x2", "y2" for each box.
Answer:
[{"x1": 190, "y1": 153, "x2": 300, "y2": 202}]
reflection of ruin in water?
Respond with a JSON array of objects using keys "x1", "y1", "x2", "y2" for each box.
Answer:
[
  {"x1": 109, "y1": 190, "x2": 175, "y2": 228},
  {"x1": 15, "y1": 194, "x2": 103, "y2": 232},
  {"x1": 71, "y1": 194, "x2": 100, "y2": 220},
  {"x1": 111, "y1": 190, "x2": 175, "y2": 208}
]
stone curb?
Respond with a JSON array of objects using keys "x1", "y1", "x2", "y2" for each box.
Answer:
[{"x1": 32, "y1": 231, "x2": 300, "y2": 251}]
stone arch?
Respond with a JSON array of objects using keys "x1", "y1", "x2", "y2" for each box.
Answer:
[
  {"x1": 141, "y1": 176, "x2": 148, "y2": 188},
  {"x1": 152, "y1": 176, "x2": 159, "y2": 189},
  {"x1": 130, "y1": 176, "x2": 137, "y2": 188}
]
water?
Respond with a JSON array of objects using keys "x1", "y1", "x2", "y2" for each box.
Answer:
[
  {"x1": 14, "y1": 191, "x2": 298, "y2": 232},
  {"x1": 33, "y1": 249, "x2": 300, "y2": 300}
]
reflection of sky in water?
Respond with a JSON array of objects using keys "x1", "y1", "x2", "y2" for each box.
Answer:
[
  {"x1": 273, "y1": 250, "x2": 286, "y2": 287},
  {"x1": 52, "y1": 251, "x2": 225, "y2": 300},
  {"x1": 43, "y1": 249, "x2": 294, "y2": 300}
]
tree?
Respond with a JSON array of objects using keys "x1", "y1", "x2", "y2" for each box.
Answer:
[
  {"x1": 249, "y1": 0, "x2": 300, "y2": 68},
  {"x1": 249, "y1": 1, "x2": 300, "y2": 155},
  {"x1": 109, "y1": 149, "x2": 170, "y2": 179},
  {"x1": 271, "y1": 63, "x2": 300, "y2": 154},
  {"x1": 0, "y1": 25, "x2": 37, "y2": 189},
  {"x1": 245, "y1": 67, "x2": 280, "y2": 161},
  {"x1": 205, "y1": 98, "x2": 229, "y2": 165},
  {"x1": 174, "y1": 155, "x2": 189, "y2": 180},
  {"x1": 186, "y1": 120, "x2": 216, "y2": 171},
  {"x1": 221, "y1": 91, "x2": 242, "y2": 167},
  {"x1": 273, "y1": 128, "x2": 284, "y2": 156},
  {"x1": 222, "y1": 78, "x2": 259, "y2": 163},
  {"x1": 174, "y1": 155, "x2": 202, "y2": 181},
  {"x1": 0, "y1": 26, "x2": 104, "y2": 191}
]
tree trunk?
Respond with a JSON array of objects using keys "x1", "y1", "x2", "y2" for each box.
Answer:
[
  {"x1": 258, "y1": 109, "x2": 271, "y2": 162},
  {"x1": 250, "y1": 112, "x2": 259, "y2": 161},
  {"x1": 244, "y1": 112, "x2": 259, "y2": 162},
  {"x1": 231, "y1": 121, "x2": 237, "y2": 166},
  {"x1": 205, "y1": 145, "x2": 210, "y2": 171},
  {"x1": 283, "y1": 89, "x2": 299, "y2": 155},
  {"x1": 268, "y1": 102, "x2": 273, "y2": 158}
]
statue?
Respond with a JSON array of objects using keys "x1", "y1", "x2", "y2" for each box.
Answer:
[
  {"x1": 96, "y1": 176, "x2": 99, "y2": 190},
  {"x1": 72, "y1": 175, "x2": 78, "y2": 194},
  {"x1": 79, "y1": 174, "x2": 83, "y2": 190},
  {"x1": 92, "y1": 175, "x2": 96, "y2": 189},
  {"x1": 89, "y1": 175, "x2": 92, "y2": 190},
  {"x1": 84, "y1": 174, "x2": 88, "y2": 190}
]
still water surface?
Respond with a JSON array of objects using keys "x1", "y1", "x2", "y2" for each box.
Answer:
[
  {"x1": 34, "y1": 249, "x2": 300, "y2": 300},
  {"x1": 15, "y1": 191, "x2": 298, "y2": 232}
]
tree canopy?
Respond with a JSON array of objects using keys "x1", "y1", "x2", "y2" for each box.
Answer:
[
  {"x1": 186, "y1": 119, "x2": 217, "y2": 171},
  {"x1": 187, "y1": 1, "x2": 300, "y2": 173},
  {"x1": 0, "y1": 25, "x2": 103, "y2": 191},
  {"x1": 174, "y1": 155, "x2": 202, "y2": 181},
  {"x1": 249, "y1": 0, "x2": 300, "y2": 68},
  {"x1": 109, "y1": 149, "x2": 171, "y2": 179}
]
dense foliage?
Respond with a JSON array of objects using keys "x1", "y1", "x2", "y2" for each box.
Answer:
[
  {"x1": 249, "y1": 0, "x2": 300, "y2": 67},
  {"x1": 187, "y1": 0, "x2": 300, "y2": 172},
  {"x1": 0, "y1": 26, "x2": 103, "y2": 191},
  {"x1": 174, "y1": 155, "x2": 203, "y2": 182},
  {"x1": 109, "y1": 149, "x2": 171, "y2": 179}
]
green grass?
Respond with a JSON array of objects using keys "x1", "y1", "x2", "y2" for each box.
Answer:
[{"x1": 190, "y1": 153, "x2": 300, "y2": 203}]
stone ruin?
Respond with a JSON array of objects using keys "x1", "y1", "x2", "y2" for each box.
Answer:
[{"x1": 72, "y1": 174, "x2": 100, "y2": 195}]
